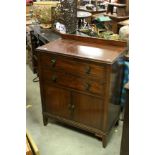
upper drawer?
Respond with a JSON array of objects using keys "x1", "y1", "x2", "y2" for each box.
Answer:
[{"x1": 39, "y1": 53, "x2": 106, "y2": 80}]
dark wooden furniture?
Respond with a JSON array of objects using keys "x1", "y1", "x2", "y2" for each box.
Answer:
[
  {"x1": 117, "y1": 19, "x2": 129, "y2": 33},
  {"x1": 119, "y1": 0, "x2": 129, "y2": 15},
  {"x1": 77, "y1": 11, "x2": 92, "y2": 29},
  {"x1": 120, "y1": 82, "x2": 129, "y2": 155},
  {"x1": 118, "y1": 19, "x2": 129, "y2": 26},
  {"x1": 26, "y1": 27, "x2": 60, "y2": 74},
  {"x1": 26, "y1": 138, "x2": 32, "y2": 155},
  {"x1": 103, "y1": 2, "x2": 129, "y2": 33},
  {"x1": 91, "y1": 12, "x2": 128, "y2": 33},
  {"x1": 37, "y1": 34, "x2": 126, "y2": 147},
  {"x1": 104, "y1": 14, "x2": 129, "y2": 33},
  {"x1": 78, "y1": 0, "x2": 106, "y2": 14},
  {"x1": 26, "y1": 130, "x2": 39, "y2": 155},
  {"x1": 106, "y1": 3, "x2": 126, "y2": 16},
  {"x1": 77, "y1": 5, "x2": 106, "y2": 15}
]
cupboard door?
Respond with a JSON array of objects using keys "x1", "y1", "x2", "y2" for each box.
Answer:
[
  {"x1": 43, "y1": 85, "x2": 71, "y2": 119},
  {"x1": 72, "y1": 93, "x2": 103, "y2": 129}
]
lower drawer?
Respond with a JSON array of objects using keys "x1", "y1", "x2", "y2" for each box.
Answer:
[{"x1": 41, "y1": 70, "x2": 104, "y2": 96}]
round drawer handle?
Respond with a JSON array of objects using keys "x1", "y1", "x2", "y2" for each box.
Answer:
[
  {"x1": 68, "y1": 104, "x2": 75, "y2": 111},
  {"x1": 71, "y1": 104, "x2": 75, "y2": 110},
  {"x1": 51, "y1": 59, "x2": 56, "y2": 67},
  {"x1": 85, "y1": 83, "x2": 91, "y2": 91},
  {"x1": 51, "y1": 75, "x2": 57, "y2": 82},
  {"x1": 85, "y1": 66, "x2": 91, "y2": 74}
]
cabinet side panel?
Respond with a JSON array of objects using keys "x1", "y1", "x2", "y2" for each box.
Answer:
[
  {"x1": 37, "y1": 52, "x2": 47, "y2": 119},
  {"x1": 100, "y1": 64, "x2": 111, "y2": 132},
  {"x1": 107, "y1": 58, "x2": 124, "y2": 130}
]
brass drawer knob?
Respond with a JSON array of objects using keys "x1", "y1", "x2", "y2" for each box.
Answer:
[
  {"x1": 51, "y1": 75, "x2": 57, "y2": 82},
  {"x1": 68, "y1": 104, "x2": 75, "y2": 111},
  {"x1": 71, "y1": 104, "x2": 75, "y2": 110},
  {"x1": 85, "y1": 66, "x2": 91, "y2": 74},
  {"x1": 51, "y1": 59, "x2": 56, "y2": 67},
  {"x1": 85, "y1": 83, "x2": 91, "y2": 91}
]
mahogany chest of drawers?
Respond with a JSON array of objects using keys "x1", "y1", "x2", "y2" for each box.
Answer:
[{"x1": 37, "y1": 35, "x2": 126, "y2": 147}]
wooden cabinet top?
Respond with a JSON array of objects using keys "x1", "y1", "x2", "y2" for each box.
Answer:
[{"x1": 37, "y1": 37, "x2": 126, "y2": 64}]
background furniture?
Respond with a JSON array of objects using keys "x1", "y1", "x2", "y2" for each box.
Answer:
[
  {"x1": 104, "y1": 2, "x2": 129, "y2": 33},
  {"x1": 26, "y1": 138, "x2": 32, "y2": 155},
  {"x1": 78, "y1": 0, "x2": 107, "y2": 14},
  {"x1": 120, "y1": 82, "x2": 129, "y2": 155},
  {"x1": 103, "y1": 14, "x2": 128, "y2": 33},
  {"x1": 91, "y1": 14, "x2": 112, "y2": 34},
  {"x1": 26, "y1": 130, "x2": 40, "y2": 155},
  {"x1": 119, "y1": 0, "x2": 129, "y2": 15},
  {"x1": 118, "y1": 19, "x2": 129, "y2": 32},
  {"x1": 37, "y1": 34, "x2": 126, "y2": 147},
  {"x1": 27, "y1": 26, "x2": 48, "y2": 74},
  {"x1": 106, "y1": 3, "x2": 126, "y2": 16},
  {"x1": 26, "y1": 26, "x2": 60, "y2": 74},
  {"x1": 77, "y1": 11, "x2": 92, "y2": 28},
  {"x1": 118, "y1": 19, "x2": 129, "y2": 26}
]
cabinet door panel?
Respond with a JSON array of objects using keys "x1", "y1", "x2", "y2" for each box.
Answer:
[
  {"x1": 43, "y1": 85, "x2": 71, "y2": 119},
  {"x1": 72, "y1": 93, "x2": 103, "y2": 129}
]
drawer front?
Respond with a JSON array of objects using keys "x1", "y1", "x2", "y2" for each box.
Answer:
[
  {"x1": 39, "y1": 53, "x2": 106, "y2": 80},
  {"x1": 41, "y1": 70, "x2": 104, "y2": 96}
]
